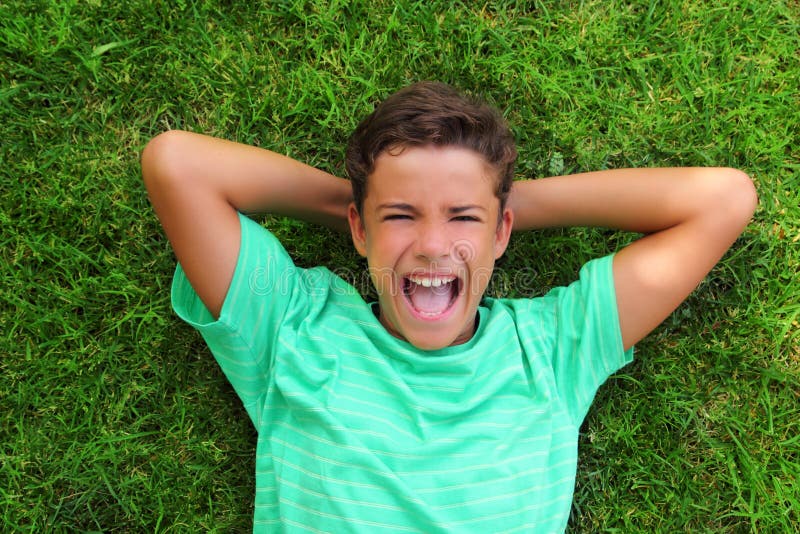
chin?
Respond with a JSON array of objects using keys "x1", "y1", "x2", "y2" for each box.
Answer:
[
  {"x1": 407, "y1": 336, "x2": 454, "y2": 351},
  {"x1": 400, "y1": 320, "x2": 472, "y2": 351}
]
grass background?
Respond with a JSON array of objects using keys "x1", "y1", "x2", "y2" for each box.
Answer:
[{"x1": 2, "y1": 0, "x2": 798, "y2": 531}]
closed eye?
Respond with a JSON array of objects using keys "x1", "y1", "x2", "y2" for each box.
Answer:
[
  {"x1": 383, "y1": 214, "x2": 412, "y2": 221},
  {"x1": 452, "y1": 215, "x2": 480, "y2": 222}
]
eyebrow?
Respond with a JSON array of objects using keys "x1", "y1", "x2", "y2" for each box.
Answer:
[
  {"x1": 376, "y1": 203, "x2": 487, "y2": 214},
  {"x1": 449, "y1": 205, "x2": 488, "y2": 214},
  {"x1": 377, "y1": 203, "x2": 417, "y2": 213}
]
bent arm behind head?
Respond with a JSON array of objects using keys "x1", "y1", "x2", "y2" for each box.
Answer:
[
  {"x1": 141, "y1": 130, "x2": 352, "y2": 318},
  {"x1": 509, "y1": 167, "x2": 758, "y2": 349}
]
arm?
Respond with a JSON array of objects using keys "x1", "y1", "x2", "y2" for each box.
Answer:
[
  {"x1": 142, "y1": 130, "x2": 352, "y2": 318},
  {"x1": 508, "y1": 167, "x2": 758, "y2": 350}
]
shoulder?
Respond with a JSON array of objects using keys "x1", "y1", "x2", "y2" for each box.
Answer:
[
  {"x1": 483, "y1": 255, "x2": 615, "y2": 318},
  {"x1": 480, "y1": 255, "x2": 622, "y2": 352},
  {"x1": 544, "y1": 255, "x2": 617, "y2": 314},
  {"x1": 171, "y1": 213, "x2": 296, "y2": 328}
]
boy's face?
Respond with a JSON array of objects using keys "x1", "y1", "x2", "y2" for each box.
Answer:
[{"x1": 348, "y1": 145, "x2": 513, "y2": 350}]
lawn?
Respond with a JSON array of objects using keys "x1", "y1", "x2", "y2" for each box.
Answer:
[{"x1": 2, "y1": 0, "x2": 798, "y2": 531}]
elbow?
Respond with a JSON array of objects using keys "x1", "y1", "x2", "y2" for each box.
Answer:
[
  {"x1": 720, "y1": 168, "x2": 758, "y2": 226},
  {"x1": 141, "y1": 129, "x2": 191, "y2": 193},
  {"x1": 697, "y1": 167, "x2": 757, "y2": 229}
]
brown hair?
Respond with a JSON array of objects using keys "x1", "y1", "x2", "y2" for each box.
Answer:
[{"x1": 345, "y1": 81, "x2": 517, "y2": 214}]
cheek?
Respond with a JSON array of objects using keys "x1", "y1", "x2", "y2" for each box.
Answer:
[
  {"x1": 469, "y1": 261, "x2": 495, "y2": 294},
  {"x1": 371, "y1": 232, "x2": 409, "y2": 260},
  {"x1": 464, "y1": 229, "x2": 499, "y2": 261},
  {"x1": 369, "y1": 266, "x2": 394, "y2": 291},
  {"x1": 453, "y1": 241, "x2": 474, "y2": 262},
  {"x1": 365, "y1": 243, "x2": 397, "y2": 288}
]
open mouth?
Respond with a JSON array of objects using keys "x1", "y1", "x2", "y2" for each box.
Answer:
[{"x1": 402, "y1": 273, "x2": 461, "y2": 319}]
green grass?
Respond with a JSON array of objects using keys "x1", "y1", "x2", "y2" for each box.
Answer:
[{"x1": 2, "y1": 0, "x2": 798, "y2": 531}]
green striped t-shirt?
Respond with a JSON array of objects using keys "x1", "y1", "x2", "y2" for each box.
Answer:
[{"x1": 172, "y1": 213, "x2": 633, "y2": 533}]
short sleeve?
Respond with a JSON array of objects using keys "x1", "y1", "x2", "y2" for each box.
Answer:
[
  {"x1": 171, "y1": 212, "x2": 305, "y2": 427},
  {"x1": 547, "y1": 254, "x2": 634, "y2": 425}
]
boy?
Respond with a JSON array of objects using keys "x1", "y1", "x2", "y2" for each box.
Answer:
[{"x1": 142, "y1": 82, "x2": 756, "y2": 532}]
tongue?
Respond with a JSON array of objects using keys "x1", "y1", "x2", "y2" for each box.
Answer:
[{"x1": 408, "y1": 281, "x2": 454, "y2": 314}]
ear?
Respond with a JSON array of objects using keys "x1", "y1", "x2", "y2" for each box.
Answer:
[
  {"x1": 347, "y1": 202, "x2": 368, "y2": 257},
  {"x1": 494, "y1": 207, "x2": 514, "y2": 259}
]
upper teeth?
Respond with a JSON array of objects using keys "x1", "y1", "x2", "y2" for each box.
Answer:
[{"x1": 408, "y1": 275, "x2": 455, "y2": 288}]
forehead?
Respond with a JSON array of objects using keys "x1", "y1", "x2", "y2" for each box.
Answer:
[{"x1": 366, "y1": 145, "x2": 498, "y2": 205}]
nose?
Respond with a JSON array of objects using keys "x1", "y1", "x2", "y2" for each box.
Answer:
[{"x1": 414, "y1": 222, "x2": 451, "y2": 261}]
